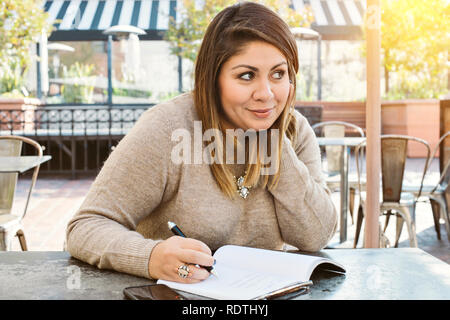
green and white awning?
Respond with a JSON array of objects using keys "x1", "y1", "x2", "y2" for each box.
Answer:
[{"x1": 43, "y1": 0, "x2": 366, "y2": 41}]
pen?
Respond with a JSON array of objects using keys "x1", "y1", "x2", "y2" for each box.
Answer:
[{"x1": 167, "y1": 221, "x2": 218, "y2": 277}]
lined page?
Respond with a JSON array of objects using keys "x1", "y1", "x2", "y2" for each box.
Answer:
[
  {"x1": 213, "y1": 245, "x2": 332, "y2": 279},
  {"x1": 158, "y1": 262, "x2": 298, "y2": 300}
]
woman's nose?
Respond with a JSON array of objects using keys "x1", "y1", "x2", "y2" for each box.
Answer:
[{"x1": 252, "y1": 79, "x2": 274, "y2": 101}]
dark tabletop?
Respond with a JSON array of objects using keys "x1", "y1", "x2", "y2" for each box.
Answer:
[{"x1": 0, "y1": 248, "x2": 449, "y2": 300}]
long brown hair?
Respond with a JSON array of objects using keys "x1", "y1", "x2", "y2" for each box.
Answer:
[{"x1": 193, "y1": 1, "x2": 299, "y2": 198}]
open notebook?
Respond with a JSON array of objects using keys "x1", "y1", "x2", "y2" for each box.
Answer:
[{"x1": 157, "y1": 245, "x2": 345, "y2": 300}]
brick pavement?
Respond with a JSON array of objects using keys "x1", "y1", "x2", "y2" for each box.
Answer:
[
  {"x1": 10, "y1": 176, "x2": 92, "y2": 251},
  {"x1": 8, "y1": 158, "x2": 450, "y2": 264}
]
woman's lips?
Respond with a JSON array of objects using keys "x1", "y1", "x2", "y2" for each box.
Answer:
[{"x1": 248, "y1": 108, "x2": 274, "y2": 119}]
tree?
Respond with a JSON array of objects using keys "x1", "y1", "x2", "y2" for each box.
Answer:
[
  {"x1": 166, "y1": 0, "x2": 314, "y2": 63},
  {"x1": 0, "y1": 0, "x2": 53, "y2": 96},
  {"x1": 378, "y1": 0, "x2": 449, "y2": 99}
]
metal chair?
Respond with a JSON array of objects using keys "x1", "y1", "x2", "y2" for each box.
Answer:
[
  {"x1": 0, "y1": 135, "x2": 43, "y2": 251},
  {"x1": 312, "y1": 121, "x2": 365, "y2": 224},
  {"x1": 353, "y1": 135, "x2": 431, "y2": 248},
  {"x1": 402, "y1": 131, "x2": 450, "y2": 241}
]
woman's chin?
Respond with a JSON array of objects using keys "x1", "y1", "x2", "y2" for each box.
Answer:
[{"x1": 245, "y1": 119, "x2": 275, "y2": 131}]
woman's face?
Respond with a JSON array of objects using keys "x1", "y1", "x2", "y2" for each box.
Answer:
[{"x1": 218, "y1": 41, "x2": 292, "y2": 131}]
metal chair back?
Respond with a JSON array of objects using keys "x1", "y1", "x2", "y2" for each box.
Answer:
[
  {"x1": 0, "y1": 139, "x2": 22, "y2": 214},
  {"x1": 381, "y1": 135, "x2": 430, "y2": 202},
  {"x1": 439, "y1": 131, "x2": 450, "y2": 176},
  {"x1": 0, "y1": 136, "x2": 43, "y2": 219},
  {"x1": 431, "y1": 131, "x2": 450, "y2": 193},
  {"x1": 381, "y1": 137, "x2": 408, "y2": 202},
  {"x1": 312, "y1": 121, "x2": 365, "y2": 173},
  {"x1": 312, "y1": 121, "x2": 365, "y2": 138}
]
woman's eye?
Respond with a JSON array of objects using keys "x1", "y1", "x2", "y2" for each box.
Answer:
[
  {"x1": 272, "y1": 70, "x2": 285, "y2": 79},
  {"x1": 239, "y1": 72, "x2": 254, "y2": 81}
]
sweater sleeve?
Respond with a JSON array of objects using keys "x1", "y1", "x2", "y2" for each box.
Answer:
[
  {"x1": 65, "y1": 106, "x2": 173, "y2": 279},
  {"x1": 269, "y1": 113, "x2": 338, "y2": 252}
]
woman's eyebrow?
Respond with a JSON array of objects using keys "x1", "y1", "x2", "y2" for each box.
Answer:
[{"x1": 231, "y1": 62, "x2": 287, "y2": 71}]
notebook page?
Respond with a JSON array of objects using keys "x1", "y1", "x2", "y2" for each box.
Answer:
[
  {"x1": 157, "y1": 262, "x2": 299, "y2": 300},
  {"x1": 213, "y1": 245, "x2": 329, "y2": 280}
]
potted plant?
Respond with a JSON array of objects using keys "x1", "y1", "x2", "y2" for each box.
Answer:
[
  {"x1": 378, "y1": 0, "x2": 448, "y2": 157},
  {"x1": 0, "y1": 0, "x2": 52, "y2": 130}
]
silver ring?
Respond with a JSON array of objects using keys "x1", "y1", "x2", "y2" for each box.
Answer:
[{"x1": 177, "y1": 264, "x2": 190, "y2": 279}]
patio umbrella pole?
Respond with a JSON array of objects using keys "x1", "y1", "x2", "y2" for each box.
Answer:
[
  {"x1": 364, "y1": 0, "x2": 381, "y2": 248},
  {"x1": 107, "y1": 35, "x2": 113, "y2": 107},
  {"x1": 317, "y1": 36, "x2": 322, "y2": 100},
  {"x1": 178, "y1": 55, "x2": 183, "y2": 93},
  {"x1": 36, "y1": 43, "x2": 42, "y2": 99}
]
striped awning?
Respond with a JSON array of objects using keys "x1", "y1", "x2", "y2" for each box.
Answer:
[
  {"x1": 296, "y1": 0, "x2": 366, "y2": 39},
  {"x1": 44, "y1": 0, "x2": 366, "y2": 41}
]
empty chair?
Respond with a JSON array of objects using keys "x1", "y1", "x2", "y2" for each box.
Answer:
[
  {"x1": 353, "y1": 135, "x2": 431, "y2": 248},
  {"x1": 312, "y1": 121, "x2": 364, "y2": 174},
  {"x1": 402, "y1": 131, "x2": 450, "y2": 241},
  {"x1": 312, "y1": 121, "x2": 365, "y2": 224},
  {"x1": 0, "y1": 135, "x2": 44, "y2": 251}
]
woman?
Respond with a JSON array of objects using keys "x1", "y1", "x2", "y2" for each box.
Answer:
[{"x1": 66, "y1": 2, "x2": 337, "y2": 284}]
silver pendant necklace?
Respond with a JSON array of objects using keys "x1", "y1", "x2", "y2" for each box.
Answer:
[{"x1": 234, "y1": 172, "x2": 252, "y2": 199}]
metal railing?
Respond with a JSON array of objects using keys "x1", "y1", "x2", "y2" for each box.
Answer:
[{"x1": 0, "y1": 104, "x2": 153, "y2": 177}]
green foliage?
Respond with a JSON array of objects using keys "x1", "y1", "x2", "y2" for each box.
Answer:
[
  {"x1": 111, "y1": 88, "x2": 152, "y2": 98},
  {"x1": 383, "y1": 69, "x2": 446, "y2": 100},
  {"x1": 373, "y1": 0, "x2": 450, "y2": 99},
  {"x1": 0, "y1": 0, "x2": 53, "y2": 96},
  {"x1": 158, "y1": 91, "x2": 182, "y2": 102},
  {"x1": 165, "y1": 0, "x2": 314, "y2": 63},
  {"x1": 61, "y1": 62, "x2": 95, "y2": 103},
  {"x1": 0, "y1": 56, "x2": 24, "y2": 96}
]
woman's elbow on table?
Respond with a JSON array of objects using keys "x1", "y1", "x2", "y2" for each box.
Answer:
[{"x1": 299, "y1": 208, "x2": 338, "y2": 252}]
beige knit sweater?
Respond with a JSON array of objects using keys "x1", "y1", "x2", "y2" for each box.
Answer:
[{"x1": 66, "y1": 93, "x2": 337, "y2": 279}]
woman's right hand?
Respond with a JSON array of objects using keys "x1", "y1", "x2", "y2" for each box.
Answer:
[{"x1": 148, "y1": 236, "x2": 215, "y2": 283}]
